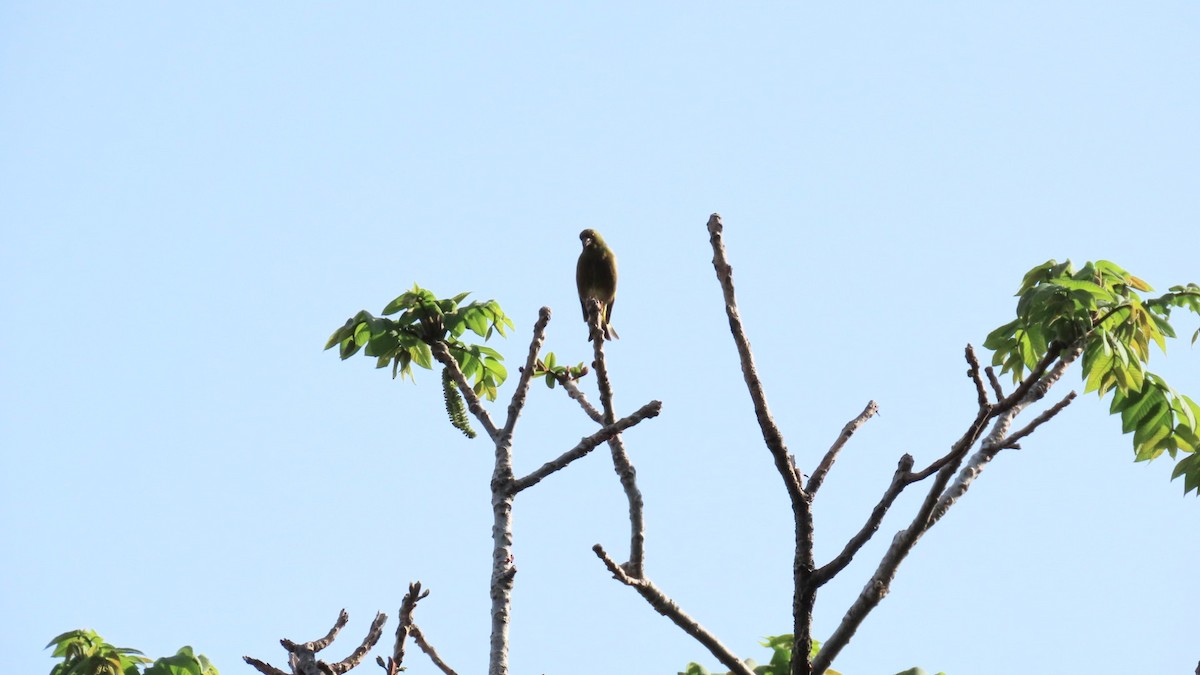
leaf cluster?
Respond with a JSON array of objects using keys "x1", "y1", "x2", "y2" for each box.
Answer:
[
  {"x1": 325, "y1": 286, "x2": 513, "y2": 398},
  {"x1": 531, "y1": 352, "x2": 588, "y2": 389},
  {"x1": 46, "y1": 630, "x2": 217, "y2": 675},
  {"x1": 983, "y1": 260, "x2": 1200, "y2": 494},
  {"x1": 325, "y1": 286, "x2": 514, "y2": 437}
]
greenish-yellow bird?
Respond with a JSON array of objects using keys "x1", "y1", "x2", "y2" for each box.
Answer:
[{"x1": 576, "y1": 228, "x2": 620, "y2": 341}]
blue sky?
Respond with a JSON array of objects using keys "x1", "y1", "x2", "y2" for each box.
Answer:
[{"x1": 3, "y1": 4, "x2": 1198, "y2": 674}]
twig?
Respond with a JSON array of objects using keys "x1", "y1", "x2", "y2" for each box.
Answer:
[
  {"x1": 706, "y1": 213, "x2": 806, "y2": 505},
  {"x1": 929, "y1": 346, "x2": 1081, "y2": 526},
  {"x1": 329, "y1": 613, "x2": 388, "y2": 674},
  {"x1": 555, "y1": 375, "x2": 604, "y2": 424},
  {"x1": 985, "y1": 366, "x2": 1005, "y2": 402},
  {"x1": 992, "y1": 342, "x2": 1063, "y2": 416},
  {"x1": 243, "y1": 658, "x2": 287, "y2": 675},
  {"x1": 707, "y1": 213, "x2": 816, "y2": 674},
  {"x1": 588, "y1": 298, "x2": 648, "y2": 578},
  {"x1": 807, "y1": 401, "x2": 879, "y2": 495},
  {"x1": 292, "y1": 609, "x2": 349, "y2": 652},
  {"x1": 965, "y1": 345, "x2": 991, "y2": 410},
  {"x1": 511, "y1": 400, "x2": 663, "y2": 493},
  {"x1": 813, "y1": 353, "x2": 1002, "y2": 672},
  {"x1": 500, "y1": 307, "x2": 552, "y2": 444},
  {"x1": 813, "y1": 454, "x2": 915, "y2": 586},
  {"x1": 410, "y1": 625, "x2": 457, "y2": 675},
  {"x1": 991, "y1": 391, "x2": 1077, "y2": 451},
  {"x1": 431, "y1": 342, "x2": 501, "y2": 441},
  {"x1": 391, "y1": 582, "x2": 457, "y2": 675},
  {"x1": 815, "y1": 343, "x2": 1079, "y2": 672},
  {"x1": 246, "y1": 610, "x2": 384, "y2": 675},
  {"x1": 593, "y1": 544, "x2": 754, "y2": 675},
  {"x1": 388, "y1": 582, "x2": 429, "y2": 673}
]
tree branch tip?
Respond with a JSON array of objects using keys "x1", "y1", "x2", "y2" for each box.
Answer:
[
  {"x1": 539, "y1": 306, "x2": 552, "y2": 319},
  {"x1": 706, "y1": 213, "x2": 723, "y2": 233}
]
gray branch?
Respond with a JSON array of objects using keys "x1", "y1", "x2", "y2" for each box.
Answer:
[
  {"x1": 555, "y1": 375, "x2": 605, "y2": 424},
  {"x1": 511, "y1": 400, "x2": 663, "y2": 493},
  {"x1": 593, "y1": 544, "x2": 754, "y2": 675},
  {"x1": 587, "y1": 297, "x2": 648, "y2": 578},
  {"x1": 707, "y1": 213, "x2": 817, "y2": 674},
  {"x1": 814, "y1": 344, "x2": 1077, "y2": 673},
  {"x1": 807, "y1": 401, "x2": 879, "y2": 495},
  {"x1": 245, "y1": 610, "x2": 385, "y2": 675}
]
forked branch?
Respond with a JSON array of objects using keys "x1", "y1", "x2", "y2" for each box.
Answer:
[{"x1": 245, "y1": 610, "x2": 386, "y2": 675}]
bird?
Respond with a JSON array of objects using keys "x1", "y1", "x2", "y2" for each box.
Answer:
[{"x1": 576, "y1": 228, "x2": 620, "y2": 341}]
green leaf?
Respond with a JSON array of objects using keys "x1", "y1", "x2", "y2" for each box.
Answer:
[
  {"x1": 353, "y1": 321, "x2": 371, "y2": 346},
  {"x1": 464, "y1": 308, "x2": 490, "y2": 336},
  {"x1": 324, "y1": 319, "x2": 355, "y2": 350},
  {"x1": 1117, "y1": 387, "x2": 1167, "y2": 434},
  {"x1": 475, "y1": 345, "x2": 503, "y2": 359},
  {"x1": 339, "y1": 336, "x2": 362, "y2": 360},
  {"x1": 1170, "y1": 452, "x2": 1200, "y2": 495},
  {"x1": 364, "y1": 330, "x2": 400, "y2": 357},
  {"x1": 483, "y1": 358, "x2": 507, "y2": 381},
  {"x1": 411, "y1": 341, "x2": 433, "y2": 370}
]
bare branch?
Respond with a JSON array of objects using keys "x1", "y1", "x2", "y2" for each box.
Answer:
[
  {"x1": 292, "y1": 609, "x2": 348, "y2": 652},
  {"x1": 391, "y1": 582, "x2": 430, "y2": 673},
  {"x1": 707, "y1": 213, "x2": 816, "y2": 674},
  {"x1": 511, "y1": 400, "x2": 663, "y2": 493},
  {"x1": 248, "y1": 610, "x2": 382, "y2": 675},
  {"x1": 329, "y1": 612, "x2": 388, "y2": 674},
  {"x1": 813, "y1": 454, "x2": 915, "y2": 586},
  {"x1": 930, "y1": 346, "x2": 1081, "y2": 526},
  {"x1": 593, "y1": 544, "x2": 754, "y2": 675},
  {"x1": 817, "y1": 344, "x2": 1083, "y2": 671},
  {"x1": 814, "y1": 370, "x2": 998, "y2": 672},
  {"x1": 706, "y1": 213, "x2": 805, "y2": 503},
  {"x1": 985, "y1": 366, "x2": 1005, "y2": 402},
  {"x1": 807, "y1": 401, "x2": 879, "y2": 494},
  {"x1": 243, "y1": 658, "x2": 288, "y2": 675},
  {"x1": 500, "y1": 307, "x2": 552, "y2": 443},
  {"x1": 555, "y1": 375, "x2": 604, "y2": 424},
  {"x1": 965, "y1": 345, "x2": 991, "y2": 411},
  {"x1": 431, "y1": 342, "x2": 501, "y2": 441},
  {"x1": 392, "y1": 582, "x2": 457, "y2": 675},
  {"x1": 588, "y1": 298, "x2": 648, "y2": 578},
  {"x1": 409, "y1": 624, "x2": 458, "y2": 675},
  {"x1": 994, "y1": 391, "x2": 1077, "y2": 450}
]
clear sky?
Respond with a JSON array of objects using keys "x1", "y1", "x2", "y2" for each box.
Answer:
[{"x1": 3, "y1": 4, "x2": 1198, "y2": 674}]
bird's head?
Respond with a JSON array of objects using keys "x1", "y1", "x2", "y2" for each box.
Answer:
[{"x1": 579, "y1": 229, "x2": 605, "y2": 249}]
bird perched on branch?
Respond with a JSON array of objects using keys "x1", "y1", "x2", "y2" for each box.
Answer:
[{"x1": 576, "y1": 228, "x2": 619, "y2": 341}]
